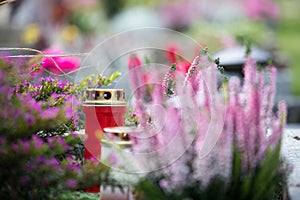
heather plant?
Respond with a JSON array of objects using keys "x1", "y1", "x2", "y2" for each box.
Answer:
[
  {"x1": 127, "y1": 51, "x2": 288, "y2": 199},
  {"x1": 0, "y1": 56, "x2": 121, "y2": 199}
]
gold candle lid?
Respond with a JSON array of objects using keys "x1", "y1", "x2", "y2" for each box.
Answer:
[{"x1": 83, "y1": 89, "x2": 126, "y2": 105}]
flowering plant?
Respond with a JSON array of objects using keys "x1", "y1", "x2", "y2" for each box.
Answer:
[
  {"x1": 127, "y1": 50, "x2": 288, "y2": 199},
  {"x1": 0, "y1": 55, "x2": 121, "y2": 199}
]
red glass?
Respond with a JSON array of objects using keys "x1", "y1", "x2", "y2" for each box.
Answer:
[{"x1": 83, "y1": 104, "x2": 126, "y2": 193}]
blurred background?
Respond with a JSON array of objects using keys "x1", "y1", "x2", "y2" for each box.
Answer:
[{"x1": 0, "y1": 0, "x2": 299, "y2": 122}]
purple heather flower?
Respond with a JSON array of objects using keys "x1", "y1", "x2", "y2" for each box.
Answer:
[
  {"x1": 47, "y1": 137, "x2": 56, "y2": 148},
  {"x1": 66, "y1": 179, "x2": 77, "y2": 189},
  {"x1": 68, "y1": 163, "x2": 80, "y2": 171},
  {"x1": 57, "y1": 136, "x2": 70, "y2": 151},
  {"x1": 20, "y1": 140, "x2": 30, "y2": 154},
  {"x1": 40, "y1": 107, "x2": 59, "y2": 119},
  {"x1": 128, "y1": 54, "x2": 145, "y2": 100},
  {"x1": 44, "y1": 157, "x2": 60, "y2": 169},
  {"x1": 0, "y1": 52, "x2": 13, "y2": 64},
  {"x1": 32, "y1": 135, "x2": 44, "y2": 150},
  {"x1": 24, "y1": 113, "x2": 36, "y2": 125},
  {"x1": 12, "y1": 143, "x2": 19, "y2": 152}
]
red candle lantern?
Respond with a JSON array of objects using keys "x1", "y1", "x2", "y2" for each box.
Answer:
[{"x1": 83, "y1": 89, "x2": 127, "y2": 193}]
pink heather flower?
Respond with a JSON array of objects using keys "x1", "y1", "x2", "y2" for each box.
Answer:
[
  {"x1": 128, "y1": 54, "x2": 144, "y2": 99},
  {"x1": 184, "y1": 55, "x2": 200, "y2": 92},
  {"x1": 244, "y1": 0, "x2": 280, "y2": 20},
  {"x1": 260, "y1": 66, "x2": 277, "y2": 141},
  {"x1": 227, "y1": 77, "x2": 240, "y2": 140},
  {"x1": 176, "y1": 61, "x2": 191, "y2": 74},
  {"x1": 149, "y1": 71, "x2": 163, "y2": 105},
  {"x1": 128, "y1": 54, "x2": 142, "y2": 70},
  {"x1": 165, "y1": 44, "x2": 191, "y2": 74},
  {"x1": 0, "y1": 52, "x2": 13, "y2": 64},
  {"x1": 128, "y1": 54, "x2": 149, "y2": 126},
  {"x1": 267, "y1": 101, "x2": 287, "y2": 147},
  {"x1": 128, "y1": 51, "x2": 286, "y2": 187},
  {"x1": 162, "y1": 64, "x2": 176, "y2": 96},
  {"x1": 40, "y1": 46, "x2": 80, "y2": 74},
  {"x1": 166, "y1": 44, "x2": 179, "y2": 64}
]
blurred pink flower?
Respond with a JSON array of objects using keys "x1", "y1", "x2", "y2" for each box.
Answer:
[
  {"x1": 166, "y1": 44, "x2": 191, "y2": 74},
  {"x1": 166, "y1": 44, "x2": 178, "y2": 64},
  {"x1": 159, "y1": 0, "x2": 199, "y2": 29},
  {"x1": 40, "y1": 46, "x2": 80, "y2": 74},
  {"x1": 244, "y1": 0, "x2": 280, "y2": 20},
  {"x1": 220, "y1": 35, "x2": 238, "y2": 48}
]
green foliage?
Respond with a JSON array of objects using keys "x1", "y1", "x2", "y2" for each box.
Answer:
[
  {"x1": 228, "y1": 143, "x2": 286, "y2": 200},
  {"x1": 75, "y1": 71, "x2": 121, "y2": 98},
  {"x1": 166, "y1": 64, "x2": 176, "y2": 96},
  {"x1": 134, "y1": 179, "x2": 168, "y2": 200},
  {"x1": 57, "y1": 191, "x2": 101, "y2": 200},
  {"x1": 125, "y1": 107, "x2": 139, "y2": 126}
]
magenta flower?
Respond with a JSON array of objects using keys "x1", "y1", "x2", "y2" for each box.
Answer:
[
  {"x1": 165, "y1": 45, "x2": 192, "y2": 75},
  {"x1": 40, "y1": 46, "x2": 80, "y2": 75},
  {"x1": 32, "y1": 135, "x2": 44, "y2": 150},
  {"x1": 128, "y1": 54, "x2": 144, "y2": 99},
  {"x1": 40, "y1": 107, "x2": 59, "y2": 119},
  {"x1": 57, "y1": 136, "x2": 70, "y2": 151},
  {"x1": 128, "y1": 54, "x2": 149, "y2": 126}
]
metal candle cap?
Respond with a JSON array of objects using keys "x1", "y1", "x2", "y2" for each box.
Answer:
[{"x1": 83, "y1": 89, "x2": 126, "y2": 105}]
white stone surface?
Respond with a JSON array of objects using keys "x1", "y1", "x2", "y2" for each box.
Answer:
[{"x1": 282, "y1": 125, "x2": 300, "y2": 199}]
